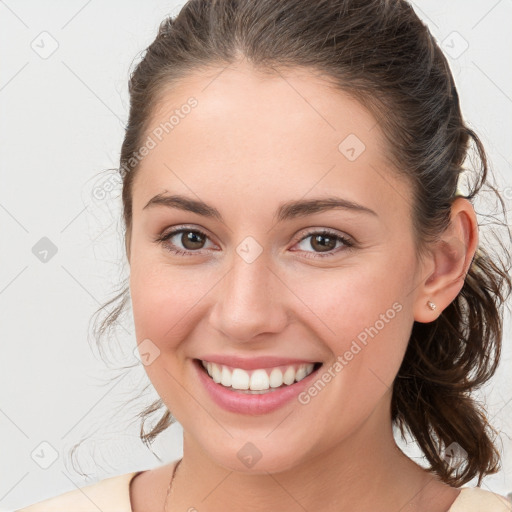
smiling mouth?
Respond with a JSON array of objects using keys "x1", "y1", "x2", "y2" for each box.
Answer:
[{"x1": 195, "y1": 359, "x2": 323, "y2": 394}]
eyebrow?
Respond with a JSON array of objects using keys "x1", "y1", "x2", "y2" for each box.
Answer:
[{"x1": 143, "y1": 193, "x2": 378, "y2": 222}]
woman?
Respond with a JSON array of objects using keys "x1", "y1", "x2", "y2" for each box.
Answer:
[{"x1": 17, "y1": 0, "x2": 512, "y2": 510}]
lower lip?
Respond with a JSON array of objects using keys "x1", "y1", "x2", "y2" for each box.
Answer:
[{"x1": 194, "y1": 359, "x2": 322, "y2": 415}]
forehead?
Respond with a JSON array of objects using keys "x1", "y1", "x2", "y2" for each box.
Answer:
[{"x1": 131, "y1": 61, "x2": 410, "y2": 221}]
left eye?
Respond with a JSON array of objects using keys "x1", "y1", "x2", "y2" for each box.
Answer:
[
  {"x1": 155, "y1": 227, "x2": 354, "y2": 258},
  {"x1": 294, "y1": 230, "x2": 353, "y2": 257}
]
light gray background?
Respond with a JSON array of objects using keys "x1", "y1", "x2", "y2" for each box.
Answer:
[{"x1": 1, "y1": 1, "x2": 511, "y2": 510}]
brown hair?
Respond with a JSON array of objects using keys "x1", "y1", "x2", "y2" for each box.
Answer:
[{"x1": 90, "y1": 0, "x2": 511, "y2": 487}]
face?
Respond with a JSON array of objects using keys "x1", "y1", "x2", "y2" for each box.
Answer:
[{"x1": 128, "y1": 62, "x2": 425, "y2": 473}]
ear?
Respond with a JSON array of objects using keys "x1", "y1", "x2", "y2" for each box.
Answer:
[{"x1": 413, "y1": 197, "x2": 479, "y2": 323}]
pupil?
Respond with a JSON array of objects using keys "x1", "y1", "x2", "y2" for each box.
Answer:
[
  {"x1": 312, "y1": 234, "x2": 335, "y2": 252},
  {"x1": 183, "y1": 231, "x2": 204, "y2": 249}
]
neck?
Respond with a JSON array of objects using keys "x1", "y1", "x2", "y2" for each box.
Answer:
[{"x1": 168, "y1": 397, "x2": 443, "y2": 511}]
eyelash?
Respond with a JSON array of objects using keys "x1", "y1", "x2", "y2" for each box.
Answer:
[{"x1": 154, "y1": 226, "x2": 355, "y2": 259}]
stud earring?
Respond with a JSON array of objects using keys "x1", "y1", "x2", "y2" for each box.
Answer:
[{"x1": 427, "y1": 300, "x2": 436, "y2": 311}]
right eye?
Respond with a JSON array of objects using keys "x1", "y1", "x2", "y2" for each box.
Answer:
[{"x1": 154, "y1": 227, "x2": 215, "y2": 256}]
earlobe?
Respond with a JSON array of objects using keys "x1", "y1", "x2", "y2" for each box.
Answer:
[
  {"x1": 413, "y1": 198, "x2": 479, "y2": 323},
  {"x1": 426, "y1": 300, "x2": 436, "y2": 311}
]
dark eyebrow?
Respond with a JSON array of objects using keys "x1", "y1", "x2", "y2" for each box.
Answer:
[
  {"x1": 275, "y1": 196, "x2": 377, "y2": 222},
  {"x1": 143, "y1": 193, "x2": 223, "y2": 221},
  {"x1": 143, "y1": 193, "x2": 377, "y2": 222}
]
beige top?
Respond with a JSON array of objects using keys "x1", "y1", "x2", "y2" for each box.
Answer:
[{"x1": 15, "y1": 469, "x2": 512, "y2": 512}]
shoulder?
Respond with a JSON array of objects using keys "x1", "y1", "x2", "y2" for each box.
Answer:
[
  {"x1": 449, "y1": 487, "x2": 512, "y2": 512},
  {"x1": 14, "y1": 471, "x2": 142, "y2": 512}
]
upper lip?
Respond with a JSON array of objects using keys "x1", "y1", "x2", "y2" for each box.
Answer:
[{"x1": 196, "y1": 355, "x2": 320, "y2": 371}]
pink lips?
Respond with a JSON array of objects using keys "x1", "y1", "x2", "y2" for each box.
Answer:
[{"x1": 194, "y1": 358, "x2": 321, "y2": 415}]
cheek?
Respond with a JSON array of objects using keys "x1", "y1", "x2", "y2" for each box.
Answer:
[
  {"x1": 128, "y1": 263, "x2": 215, "y2": 418},
  {"x1": 287, "y1": 254, "x2": 415, "y2": 389},
  {"x1": 292, "y1": 260, "x2": 411, "y2": 339},
  {"x1": 129, "y1": 257, "x2": 215, "y2": 347},
  {"x1": 291, "y1": 271, "x2": 413, "y2": 439}
]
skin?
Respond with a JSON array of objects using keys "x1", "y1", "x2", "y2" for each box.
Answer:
[{"x1": 127, "y1": 60, "x2": 479, "y2": 511}]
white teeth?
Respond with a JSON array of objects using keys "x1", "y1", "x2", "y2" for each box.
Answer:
[
  {"x1": 211, "y1": 363, "x2": 222, "y2": 383},
  {"x1": 201, "y1": 361, "x2": 316, "y2": 391},
  {"x1": 231, "y1": 368, "x2": 250, "y2": 390},
  {"x1": 295, "y1": 365, "x2": 307, "y2": 381},
  {"x1": 250, "y1": 369, "x2": 269, "y2": 390},
  {"x1": 283, "y1": 366, "x2": 296, "y2": 385},
  {"x1": 269, "y1": 367, "x2": 283, "y2": 388},
  {"x1": 221, "y1": 366, "x2": 232, "y2": 387}
]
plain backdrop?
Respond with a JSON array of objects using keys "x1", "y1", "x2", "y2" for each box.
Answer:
[{"x1": 1, "y1": 1, "x2": 511, "y2": 510}]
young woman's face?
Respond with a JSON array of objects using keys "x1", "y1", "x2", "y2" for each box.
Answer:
[{"x1": 128, "y1": 62, "x2": 426, "y2": 473}]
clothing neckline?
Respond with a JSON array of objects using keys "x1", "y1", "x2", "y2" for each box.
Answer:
[
  {"x1": 127, "y1": 459, "x2": 181, "y2": 512},
  {"x1": 126, "y1": 463, "x2": 472, "y2": 512}
]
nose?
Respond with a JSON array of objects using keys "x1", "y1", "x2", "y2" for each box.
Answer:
[{"x1": 208, "y1": 251, "x2": 289, "y2": 343}]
